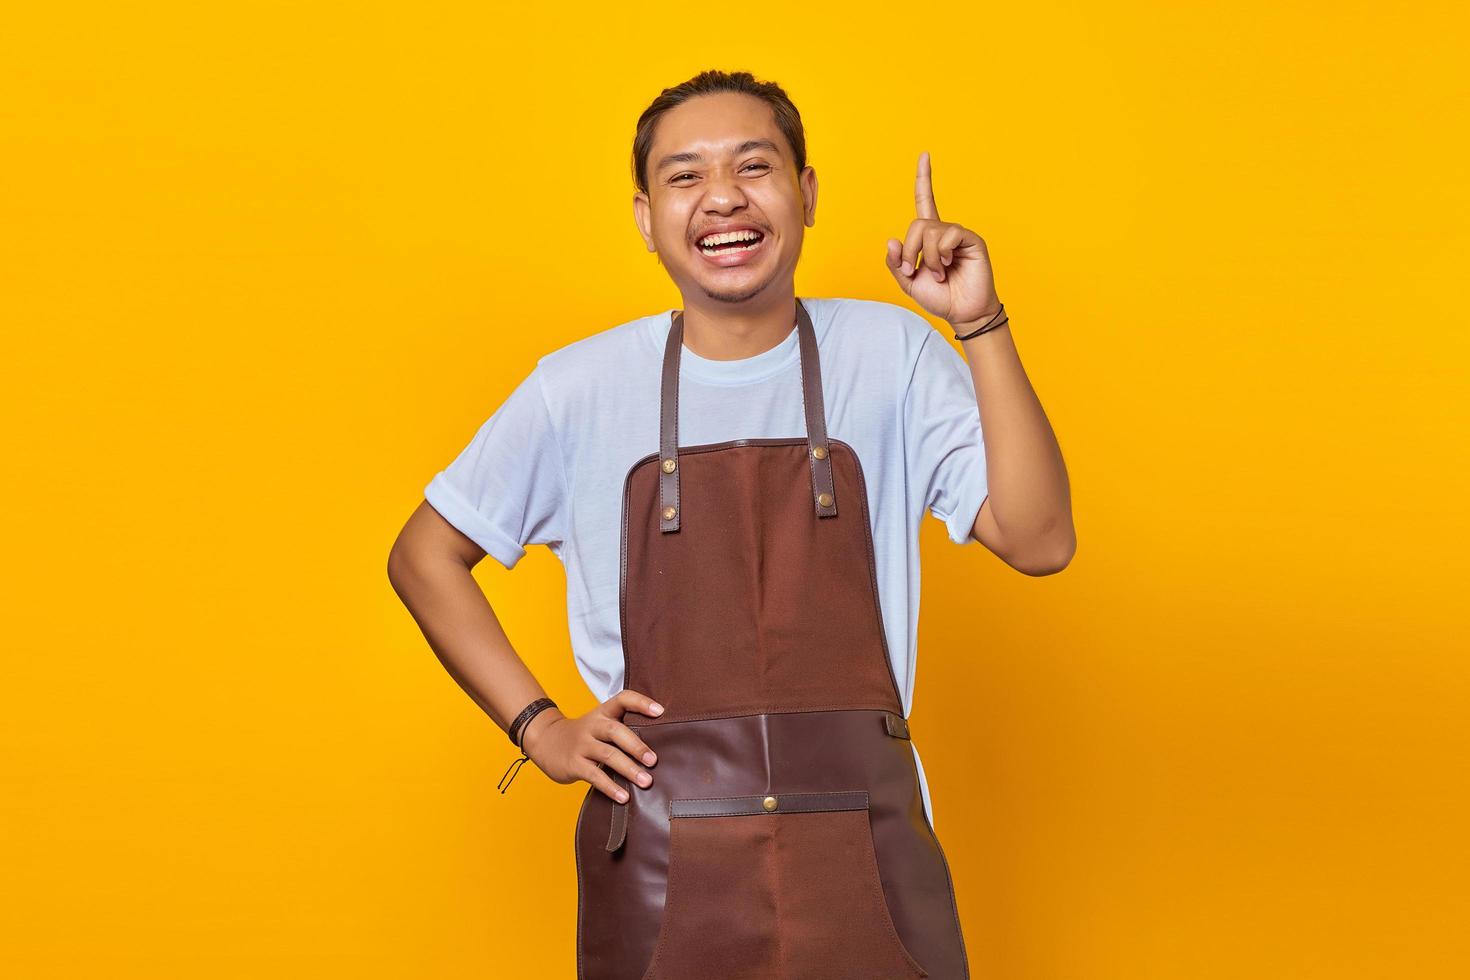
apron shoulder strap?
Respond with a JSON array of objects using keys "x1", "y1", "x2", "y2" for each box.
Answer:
[{"x1": 657, "y1": 297, "x2": 837, "y2": 533}]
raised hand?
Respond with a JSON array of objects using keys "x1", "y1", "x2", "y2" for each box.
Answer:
[{"x1": 885, "y1": 151, "x2": 1001, "y2": 331}]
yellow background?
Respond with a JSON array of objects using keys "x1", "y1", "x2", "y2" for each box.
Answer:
[{"x1": 4, "y1": 1, "x2": 1466, "y2": 977}]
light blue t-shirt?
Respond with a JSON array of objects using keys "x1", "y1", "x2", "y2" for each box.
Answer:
[{"x1": 424, "y1": 296, "x2": 989, "y2": 828}]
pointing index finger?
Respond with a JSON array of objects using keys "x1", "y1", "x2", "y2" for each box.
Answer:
[{"x1": 915, "y1": 150, "x2": 940, "y2": 221}]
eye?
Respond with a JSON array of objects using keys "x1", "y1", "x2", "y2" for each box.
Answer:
[{"x1": 669, "y1": 162, "x2": 770, "y2": 184}]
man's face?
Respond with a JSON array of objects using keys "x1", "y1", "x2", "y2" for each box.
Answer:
[{"x1": 633, "y1": 92, "x2": 817, "y2": 306}]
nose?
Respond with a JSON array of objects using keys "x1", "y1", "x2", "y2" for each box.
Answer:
[{"x1": 699, "y1": 168, "x2": 749, "y2": 213}]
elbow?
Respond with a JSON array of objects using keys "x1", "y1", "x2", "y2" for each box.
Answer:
[
  {"x1": 386, "y1": 533, "x2": 420, "y2": 595},
  {"x1": 386, "y1": 541, "x2": 408, "y2": 593},
  {"x1": 1011, "y1": 526, "x2": 1076, "y2": 577}
]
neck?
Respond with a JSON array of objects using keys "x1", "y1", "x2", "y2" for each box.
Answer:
[{"x1": 677, "y1": 291, "x2": 798, "y2": 361}]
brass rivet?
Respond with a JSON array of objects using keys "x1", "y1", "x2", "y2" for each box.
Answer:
[
  {"x1": 817, "y1": 492, "x2": 834, "y2": 507},
  {"x1": 762, "y1": 795, "x2": 778, "y2": 812},
  {"x1": 811, "y1": 445, "x2": 828, "y2": 460},
  {"x1": 661, "y1": 458, "x2": 677, "y2": 473},
  {"x1": 662, "y1": 505, "x2": 677, "y2": 520}
]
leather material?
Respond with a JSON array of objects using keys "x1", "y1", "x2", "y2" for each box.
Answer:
[
  {"x1": 577, "y1": 711, "x2": 969, "y2": 979},
  {"x1": 619, "y1": 437, "x2": 905, "y2": 731},
  {"x1": 668, "y1": 789, "x2": 869, "y2": 818},
  {"x1": 885, "y1": 711, "x2": 912, "y2": 740},
  {"x1": 576, "y1": 296, "x2": 969, "y2": 978},
  {"x1": 659, "y1": 298, "x2": 836, "y2": 533}
]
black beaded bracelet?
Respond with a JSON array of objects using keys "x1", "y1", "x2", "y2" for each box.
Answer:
[
  {"x1": 953, "y1": 302, "x2": 1007, "y2": 341},
  {"x1": 497, "y1": 697, "x2": 558, "y2": 794}
]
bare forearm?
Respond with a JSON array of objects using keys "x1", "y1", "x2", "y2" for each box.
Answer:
[
  {"x1": 386, "y1": 548, "x2": 564, "y2": 747},
  {"x1": 953, "y1": 319, "x2": 1075, "y2": 573}
]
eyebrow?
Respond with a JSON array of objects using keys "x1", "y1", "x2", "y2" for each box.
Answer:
[{"x1": 654, "y1": 138, "x2": 781, "y2": 176}]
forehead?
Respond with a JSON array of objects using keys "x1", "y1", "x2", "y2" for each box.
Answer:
[{"x1": 649, "y1": 92, "x2": 789, "y2": 169}]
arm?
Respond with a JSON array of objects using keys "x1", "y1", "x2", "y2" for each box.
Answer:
[
  {"x1": 887, "y1": 150, "x2": 1075, "y2": 576},
  {"x1": 387, "y1": 500, "x2": 662, "y2": 802},
  {"x1": 951, "y1": 315, "x2": 1075, "y2": 575},
  {"x1": 387, "y1": 499, "x2": 565, "y2": 752}
]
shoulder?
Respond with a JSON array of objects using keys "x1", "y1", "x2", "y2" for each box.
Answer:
[
  {"x1": 812, "y1": 296, "x2": 933, "y2": 347},
  {"x1": 809, "y1": 296, "x2": 937, "y2": 381},
  {"x1": 529, "y1": 308, "x2": 664, "y2": 398}
]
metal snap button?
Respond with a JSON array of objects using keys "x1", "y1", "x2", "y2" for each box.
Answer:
[
  {"x1": 763, "y1": 795, "x2": 778, "y2": 812},
  {"x1": 811, "y1": 445, "x2": 828, "y2": 460},
  {"x1": 661, "y1": 458, "x2": 677, "y2": 473},
  {"x1": 662, "y1": 505, "x2": 677, "y2": 520},
  {"x1": 817, "y1": 492, "x2": 834, "y2": 507}
]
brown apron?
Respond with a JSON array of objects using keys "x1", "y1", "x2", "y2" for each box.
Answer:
[{"x1": 574, "y1": 297, "x2": 970, "y2": 979}]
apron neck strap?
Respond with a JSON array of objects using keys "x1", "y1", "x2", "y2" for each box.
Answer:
[{"x1": 657, "y1": 297, "x2": 838, "y2": 533}]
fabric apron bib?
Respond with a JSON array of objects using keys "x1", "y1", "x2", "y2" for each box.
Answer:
[{"x1": 574, "y1": 297, "x2": 970, "y2": 979}]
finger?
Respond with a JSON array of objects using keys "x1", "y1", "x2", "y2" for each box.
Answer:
[
  {"x1": 885, "y1": 240, "x2": 915, "y2": 295},
  {"x1": 608, "y1": 687, "x2": 664, "y2": 720},
  {"x1": 585, "y1": 722, "x2": 654, "y2": 788},
  {"x1": 901, "y1": 218, "x2": 931, "y2": 277},
  {"x1": 582, "y1": 758, "x2": 631, "y2": 803},
  {"x1": 920, "y1": 224, "x2": 948, "y2": 277},
  {"x1": 936, "y1": 224, "x2": 967, "y2": 267},
  {"x1": 915, "y1": 150, "x2": 940, "y2": 221},
  {"x1": 603, "y1": 715, "x2": 659, "y2": 767},
  {"x1": 884, "y1": 237, "x2": 903, "y2": 271}
]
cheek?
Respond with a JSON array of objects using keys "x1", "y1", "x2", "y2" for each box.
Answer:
[
  {"x1": 762, "y1": 194, "x2": 804, "y2": 230},
  {"x1": 655, "y1": 211, "x2": 692, "y2": 248}
]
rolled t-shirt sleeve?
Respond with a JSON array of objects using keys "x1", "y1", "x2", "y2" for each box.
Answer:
[
  {"x1": 903, "y1": 327, "x2": 989, "y2": 545},
  {"x1": 423, "y1": 364, "x2": 569, "y2": 569}
]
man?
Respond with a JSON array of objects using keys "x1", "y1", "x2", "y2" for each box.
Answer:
[{"x1": 389, "y1": 69, "x2": 1073, "y2": 980}]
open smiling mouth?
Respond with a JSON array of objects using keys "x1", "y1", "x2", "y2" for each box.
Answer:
[{"x1": 694, "y1": 229, "x2": 767, "y2": 265}]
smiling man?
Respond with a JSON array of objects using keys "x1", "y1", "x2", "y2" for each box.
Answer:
[{"x1": 389, "y1": 69, "x2": 1074, "y2": 979}]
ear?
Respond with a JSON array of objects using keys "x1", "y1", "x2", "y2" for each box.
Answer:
[
  {"x1": 632, "y1": 191, "x2": 656, "y2": 252},
  {"x1": 800, "y1": 166, "x2": 818, "y2": 227}
]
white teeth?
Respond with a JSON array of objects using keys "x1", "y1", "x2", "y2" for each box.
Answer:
[
  {"x1": 700, "y1": 238, "x2": 763, "y2": 256},
  {"x1": 698, "y1": 229, "x2": 762, "y2": 247}
]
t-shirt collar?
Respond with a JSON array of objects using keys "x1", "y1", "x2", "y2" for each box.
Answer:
[{"x1": 647, "y1": 305, "x2": 806, "y2": 387}]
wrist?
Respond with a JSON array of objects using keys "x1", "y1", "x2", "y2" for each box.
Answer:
[
  {"x1": 956, "y1": 321, "x2": 1008, "y2": 342},
  {"x1": 949, "y1": 302, "x2": 1008, "y2": 341},
  {"x1": 948, "y1": 309, "x2": 1002, "y2": 335},
  {"x1": 519, "y1": 707, "x2": 564, "y2": 757}
]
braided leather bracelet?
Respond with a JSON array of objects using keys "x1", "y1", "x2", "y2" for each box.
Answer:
[
  {"x1": 497, "y1": 696, "x2": 558, "y2": 794},
  {"x1": 953, "y1": 302, "x2": 1008, "y2": 341}
]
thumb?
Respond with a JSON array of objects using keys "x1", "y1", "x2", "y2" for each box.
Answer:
[
  {"x1": 885, "y1": 238, "x2": 912, "y2": 292},
  {"x1": 884, "y1": 238, "x2": 903, "y2": 271}
]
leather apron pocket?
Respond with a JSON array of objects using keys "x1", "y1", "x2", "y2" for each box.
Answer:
[{"x1": 640, "y1": 790, "x2": 928, "y2": 980}]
